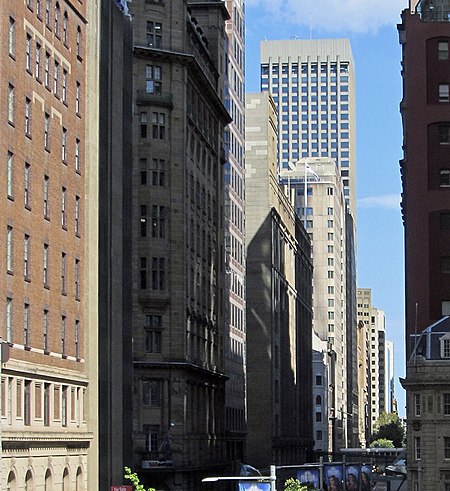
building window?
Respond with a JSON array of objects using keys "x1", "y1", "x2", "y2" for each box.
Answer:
[
  {"x1": 54, "y1": 2, "x2": 60, "y2": 37},
  {"x1": 75, "y1": 259, "x2": 80, "y2": 299},
  {"x1": 414, "y1": 436, "x2": 421, "y2": 460},
  {"x1": 61, "y1": 187, "x2": 66, "y2": 228},
  {"x1": 144, "y1": 315, "x2": 162, "y2": 353},
  {"x1": 44, "y1": 113, "x2": 50, "y2": 150},
  {"x1": 445, "y1": 437, "x2": 450, "y2": 459},
  {"x1": 45, "y1": 0, "x2": 51, "y2": 28},
  {"x1": 152, "y1": 257, "x2": 166, "y2": 290},
  {"x1": 316, "y1": 430, "x2": 323, "y2": 441},
  {"x1": 147, "y1": 21, "x2": 162, "y2": 48},
  {"x1": 142, "y1": 379, "x2": 161, "y2": 406},
  {"x1": 26, "y1": 34, "x2": 32, "y2": 72},
  {"x1": 43, "y1": 310, "x2": 49, "y2": 352},
  {"x1": 75, "y1": 138, "x2": 80, "y2": 172},
  {"x1": 61, "y1": 127, "x2": 67, "y2": 162},
  {"x1": 315, "y1": 411, "x2": 322, "y2": 422},
  {"x1": 9, "y1": 17, "x2": 15, "y2": 57},
  {"x1": 442, "y1": 256, "x2": 450, "y2": 273},
  {"x1": 140, "y1": 112, "x2": 147, "y2": 138},
  {"x1": 35, "y1": 43, "x2": 42, "y2": 80},
  {"x1": 61, "y1": 252, "x2": 66, "y2": 294},
  {"x1": 144, "y1": 424, "x2": 160, "y2": 454},
  {"x1": 140, "y1": 257, "x2": 147, "y2": 289},
  {"x1": 150, "y1": 158, "x2": 166, "y2": 186},
  {"x1": 7, "y1": 151, "x2": 14, "y2": 199},
  {"x1": 62, "y1": 69, "x2": 68, "y2": 103},
  {"x1": 6, "y1": 226, "x2": 13, "y2": 273},
  {"x1": 45, "y1": 52, "x2": 50, "y2": 88},
  {"x1": 62, "y1": 386, "x2": 67, "y2": 426},
  {"x1": 146, "y1": 65, "x2": 162, "y2": 94},
  {"x1": 24, "y1": 163, "x2": 31, "y2": 208},
  {"x1": 8, "y1": 84, "x2": 15, "y2": 124},
  {"x1": 44, "y1": 175, "x2": 50, "y2": 219},
  {"x1": 440, "y1": 124, "x2": 450, "y2": 144},
  {"x1": 53, "y1": 60, "x2": 59, "y2": 97},
  {"x1": 43, "y1": 383, "x2": 50, "y2": 425},
  {"x1": 75, "y1": 82, "x2": 81, "y2": 114},
  {"x1": 24, "y1": 303, "x2": 30, "y2": 347},
  {"x1": 439, "y1": 41, "x2": 449, "y2": 60},
  {"x1": 327, "y1": 270, "x2": 334, "y2": 279},
  {"x1": 152, "y1": 112, "x2": 166, "y2": 139},
  {"x1": 43, "y1": 243, "x2": 49, "y2": 287},
  {"x1": 6, "y1": 297, "x2": 13, "y2": 343},
  {"x1": 62, "y1": 11, "x2": 68, "y2": 45},
  {"x1": 439, "y1": 84, "x2": 450, "y2": 103},
  {"x1": 414, "y1": 394, "x2": 421, "y2": 417},
  {"x1": 61, "y1": 316, "x2": 66, "y2": 355},
  {"x1": 24, "y1": 235, "x2": 30, "y2": 280},
  {"x1": 75, "y1": 196, "x2": 80, "y2": 236},
  {"x1": 25, "y1": 98, "x2": 32, "y2": 137},
  {"x1": 444, "y1": 393, "x2": 450, "y2": 415},
  {"x1": 151, "y1": 205, "x2": 166, "y2": 238},
  {"x1": 75, "y1": 320, "x2": 80, "y2": 359},
  {"x1": 140, "y1": 205, "x2": 147, "y2": 237},
  {"x1": 315, "y1": 375, "x2": 322, "y2": 386},
  {"x1": 76, "y1": 26, "x2": 82, "y2": 58},
  {"x1": 24, "y1": 381, "x2": 31, "y2": 425},
  {"x1": 440, "y1": 169, "x2": 450, "y2": 187},
  {"x1": 37, "y1": 0, "x2": 42, "y2": 18}
]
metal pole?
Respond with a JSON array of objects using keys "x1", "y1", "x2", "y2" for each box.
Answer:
[
  {"x1": 319, "y1": 456, "x2": 324, "y2": 490},
  {"x1": 270, "y1": 465, "x2": 277, "y2": 491}
]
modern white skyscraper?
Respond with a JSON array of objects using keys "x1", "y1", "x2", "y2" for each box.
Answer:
[{"x1": 260, "y1": 39, "x2": 356, "y2": 215}]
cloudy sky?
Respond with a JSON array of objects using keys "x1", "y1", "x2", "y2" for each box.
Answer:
[{"x1": 245, "y1": 0, "x2": 409, "y2": 416}]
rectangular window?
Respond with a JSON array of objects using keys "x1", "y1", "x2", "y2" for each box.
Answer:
[
  {"x1": 43, "y1": 383, "x2": 50, "y2": 425},
  {"x1": 75, "y1": 320, "x2": 80, "y2": 359},
  {"x1": 76, "y1": 82, "x2": 81, "y2": 114},
  {"x1": 152, "y1": 112, "x2": 166, "y2": 139},
  {"x1": 445, "y1": 437, "x2": 450, "y2": 459},
  {"x1": 6, "y1": 226, "x2": 13, "y2": 273},
  {"x1": 8, "y1": 84, "x2": 15, "y2": 124},
  {"x1": 414, "y1": 436, "x2": 421, "y2": 460},
  {"x1": 440, "y1": 124, "x2": 450, "y2": 144},
  {"x1": 44, "y1": 113, "x2": 50, "y2": 150},
  {"x1": 53, "y1": 60, "x2": 59, "y2": 96},
  {"x1": 140, "y1": 257, "x2": 147, "y2": 289},
  {"x1": 315, "y1": 411, "x2": 322, "y2": 422},
  {"x1": 61, "y1": 127, "x2": 67, "y2": 162},
  {"x1": 150, "y1": 158, "x2": 166, "y2": 186},
  {"x1": 440, "y1": 169, "x2": 450, "y2": 187},
  {"x1": 140, "y1": 112, "x2": 147, "y2": 138},
  {"x1": 43, "y1": 309, "x2": 49, "y2": 352},
  {"x1": 23, "y1": 303, "x2": 30, "y2": 347},
  {"x1": 61, "y1": 316, "x2": 66, "y2": 355},
  {"x1": 45, "y1": 0, "x2": 51, "y2": 27},
  {"x1": 9, "y1": 17, "x2": 15, "y2": 57},
  {"x1": 76, "y1": 26, "x2": 82, "y2": 58},
  {"x1": 7, "y1": 151, "x2": 14, "y2": 199},
  {"x1": 75, "y1": 196, "x2": 80, "y2": 236},
  {"x1": 75, "y1": 138, "x2": 80, "y2": 172},
  {"x1": 62, "y1": 68, "x2": 68, "y2": 103},
  {"x1": 151, "y1": 205, "x2": 166, "y2": 238},
  {"x1": 146, "y1": 65, "x2": 162, "y2": 94},
  {"x1": 142, "y1": 379, "x2": 161, "y2": 406},
  {"x1": 44, "y1": 175, "x2": 50, "y2": 219},
  {"x1": 439, "y1": 84, "x2": 450, "y2": 103},
  {"x1": 26, "y1": 33, "x2": 32, "y2": 71},
  {"x1": 62, "y1": 386, "x2": 67, "y2": 426},
  {"x1": 24, "y1": 162, "x2": 31, "y2": 208},
  {"x1": 35, "y1": 43, "x2": 41, "y2": 80},
  {"x1": 152, "y1": 257, "x2": 166, "y2": 290},
  {"x1": 25, "y1": 98, "x2": 32, "y2": 137},
  {"x1": 444, "y1": 393, "x2": 450, "y2": 415},
  {"x1": 6, "y1": 297, "x2": 13, "y2": 343},
  {"x1": 147, "y1": 21, "x2": 162, "y2": 48},
  {"x1": 24, "y1": 381, "x2": 31, "y2": 425},
  {"x1": 61, "y1": 252, "x2": 66, "y2": 294},
  {"x1": 75, "y1": 259, "x2": 80, "y2": 299},
  {"x1": 144, "y1": 315, "x2": 163, "y2": 353},
  {"x1": 43, "y1": 243, "x2": 49, "y2": 287},
  {"x1": 24, "y1": 234, "x2": 30, "y2": 280},
  {"x1": 45, "y1": 52, "x2": 50, "y2": 88},
  {"x1": 439, "y1": 41, "x2": 449, "y2": 60},
  {"x1": 61, "y1": 187, "x2": 66, "y2": 228},
  {"x1": 144, "y1": 424, "x2": 160, "y2": 453},
  {"x1": 414, "y1": 393, "x2": 421, "y2": 417}
]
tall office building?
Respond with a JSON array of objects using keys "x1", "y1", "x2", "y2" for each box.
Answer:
[
  {"x1": 398, "y1": 1, "x2": 450, "y2": 488},
  {"x1": 385, "y1": 341, "x2": 395, "y2": 413},
  {"x1": 224, "y1": 0, "x2": 247, "y2": 464},
  {"x1": 280, "y1": 158, "x2": 348, "y2": 452},
  {"x1": 260, "y1": 39, "x2": 356, "y2": 215},
  {"x1": 245, "y1": 92, "x2": 314, "y2": 468},
  {"x1": 128, "y1": 0, "x2": 231, "y2": 489}
]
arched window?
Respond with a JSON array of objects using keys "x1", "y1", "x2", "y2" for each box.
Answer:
[
  {"x1": 76, "y1": 26, "x2": 82, "y2": 58},
  {"x1": 24, "y1": 470, "x2": 33, "y2": 491},
  {"x1": 44, "y1": 469, "x2": 52, "y2": 491},
  {"x1": 63, "y1": 12, "x2": 68, "y2": 45},
  {"x1": 316, "y1": 395, "x2": 322, "y2": 405},
  {"x1": 76, "y1": 467, "x2": 83, "y2": 491},
  {"x1": 45, "y1": 0, "x2": 51, "y2": 27},
  {"x1": 7, "y1": 471, "x2": 16, "y2": 491},
  {"x1": 62, "y1": 468, "x2": 69, "y2": 491},
  {"x1": 54, "y1": 3, "x2": 60, "y2": 37}
]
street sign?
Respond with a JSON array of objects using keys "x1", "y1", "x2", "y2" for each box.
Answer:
[{"x1": 111, "y1": 486, "x2": 132, "y2": 491}]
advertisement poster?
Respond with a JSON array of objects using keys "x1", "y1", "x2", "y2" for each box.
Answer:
[
  {"x1": 345, "y1": 465, "x2": 360, "y2": 491},
  {"x1": 324, "y1": 464, "x2": 343, "y2": 491},
  {"x1": 360, "y1": 465, "x2": 372, "y2": 491},
  {"x1": 297, "y1": 468, "x2": 320, "y2": 489},
  {"x1": 238, "y1": 482, "x2": 271, "y2": 491}
]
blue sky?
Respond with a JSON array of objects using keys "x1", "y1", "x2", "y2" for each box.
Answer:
[{"x1": 245, "y1": 0, "x2": 408, "y2": 417}]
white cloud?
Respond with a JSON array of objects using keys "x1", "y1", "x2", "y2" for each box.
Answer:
[
  {"x1": 358, "y1": 194, "x2": 401, "y2": 210},
  {"x1": 247, "y1": 0, "x2": 408, "y2": 34}
]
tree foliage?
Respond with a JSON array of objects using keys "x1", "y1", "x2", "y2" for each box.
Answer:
[
  {"x1": 124, "y1": 467, "x2": 157, "y2": 491},
  {"x1": 370, "y1": 438, "x2": 394, "y2": 448},
  {"x1": 371, "y1": 412, "x2": 404, "y2": 448},
  {"x1": 284, "y1": 478, "x2": 311, "y2": 491}
]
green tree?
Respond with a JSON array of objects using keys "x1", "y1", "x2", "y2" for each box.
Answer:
[
  {"x1": 124, "y1": 467, "x2": 157, "y2": 491},
  {"x1": 284, "y1": 478, "x2": 310, "y2": 491},
  {"x1": 370, "y1": 438, "x2": 395, "y2": 448},
  {"x1": 371, "y1": 412, "x2": 404, "y2": 448}
]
